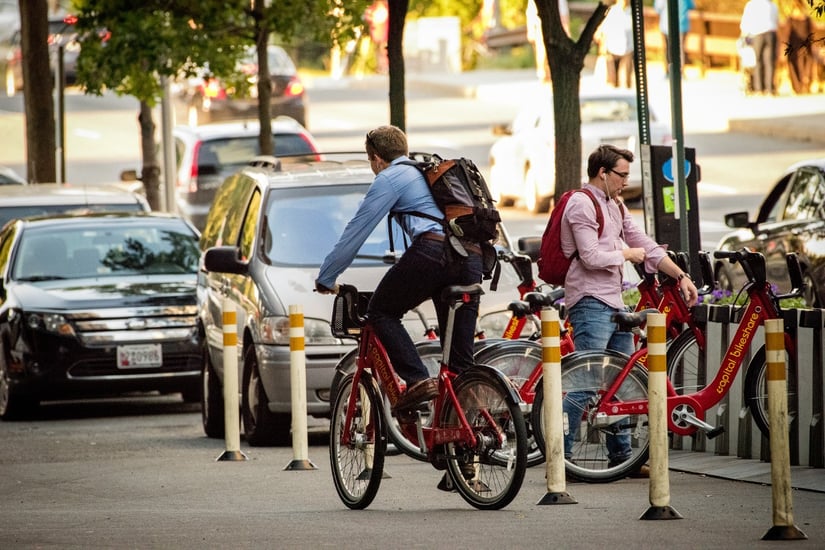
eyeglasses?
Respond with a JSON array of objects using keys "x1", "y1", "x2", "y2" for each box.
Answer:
[{"x1": 609, "y1": 169, "x2": 630, "y2": 180}]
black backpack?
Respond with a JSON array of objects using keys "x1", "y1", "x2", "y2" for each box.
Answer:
[{"x1": 395, "y1": 153, "x2": 503, "y2": 288}]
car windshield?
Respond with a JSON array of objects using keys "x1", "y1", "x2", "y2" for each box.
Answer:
[
  {"x1": 0, "y1": 203, "x2": 146, "y2": 230},
  {"x1": 580, "y1": 98, "x2": 638, "y2": 123},
  {"x1": 196, "y1": 134, "x2": 316, "y2": 178},
  {"x1": 12, "y1": 222, "x2": 200, "y2": 281},
  {"x1": 262, "y1": 186, "x2": 406, "y2": 266}
]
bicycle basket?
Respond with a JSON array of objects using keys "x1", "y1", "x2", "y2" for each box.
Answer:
[{"x1": 331, "y1": 285, "x2": 371, "y2": 339}]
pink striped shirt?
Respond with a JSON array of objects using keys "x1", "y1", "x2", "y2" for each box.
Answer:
[{"x1": 560, "y1": 182, "x2": 667, "y2": 310}]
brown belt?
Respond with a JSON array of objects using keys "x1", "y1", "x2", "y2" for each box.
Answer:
[{"x1": 420, "y1": 231, "x2": 482, "y2": 255}]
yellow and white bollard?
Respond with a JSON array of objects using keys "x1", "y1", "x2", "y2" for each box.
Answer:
[
  {"x1": 640, "y1": 312, "x2": 681, "y2": 519},
  {"x1": 216, "y1": 298, "x2": 247, "y2": 462},
  {"x1": 537, "y1": 307, "x2": 576, "y2": 505},
  {"x1": 762, "y1": 319, "x2": 806, "y2": 540},
  {"x1": 284, "y1": 304, "x2": 317, "y2": 471}
]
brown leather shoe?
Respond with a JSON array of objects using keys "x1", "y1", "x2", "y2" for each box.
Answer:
[
  {"x1": 393, "y1": 378, "x2": 438, "y2": 413},
  {"x1": 629, "y1": 464, "x2": 650, "y2": 478}
]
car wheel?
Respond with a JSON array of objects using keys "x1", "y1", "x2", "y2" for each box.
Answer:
[
  {"x1": 5, "y1": 67, "x2": 17, "y2": 98},
  {"x1": 241, "y1": 345, "x2": 289, "y2": 446},
  {"x1": 801, "y1": 272, "x2": 820, "y2": 308},
  {"x1": 715, "y1": 263, "x2": 735, "y2": 295},
  {"x1": 0, "y1": 344, "x2": 37, "y2": 420},
  {"x1": 201, "y1": 346, "x2": 225, "y2": 438}
]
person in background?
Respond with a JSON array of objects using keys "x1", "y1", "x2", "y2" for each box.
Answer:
[
  {"x1": 655, "y1": 0, "x2": 695, "y2": 77},
  {"x1": 315, "y1": 125, "x2": 483, "y2": 414},
  {"x1": 560, "y1": 144, "x2": 699, "y2": 478},
  {"x1": 526, "y1": 0, "x2": 569, "y2": 82},
  {"x1": 598, "y1": 0, "x2": 634, "y2": 88},
  {"x1": 740, "y1": 0, "x2": 779, "y2": 96}
]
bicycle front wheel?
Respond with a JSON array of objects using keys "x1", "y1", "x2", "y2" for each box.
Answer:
[
  {"x1": 473, "y1": 339, "x2": 544, "y2": 467},
  {"x1": 744, "y1": 344, "x2": 798, "y2": 439},
  {"x1": 666, "y1": 330, "x2": 703, "y2": 396},
  {"x1": 440, "y1": 370, "x2": 527, "y2": 510},
  {"x1": 545, "y1": 350, "x2": 650, "y2": 483},
  {"x1": 329, "y1": 373, "x2": 387, "y2": 510}
]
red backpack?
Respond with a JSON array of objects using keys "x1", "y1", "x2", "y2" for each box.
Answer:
[{"x1": 537, "y1": 188, "x2": 622, "y2": 286}]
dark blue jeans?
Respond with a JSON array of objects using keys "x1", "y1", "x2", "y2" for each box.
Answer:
[
  {"x1": 368, "y1": 237, "x2": 482, "y2": 384},
  {"x1": 564, "y1": 296, "x2": 634, "y2": 463}
]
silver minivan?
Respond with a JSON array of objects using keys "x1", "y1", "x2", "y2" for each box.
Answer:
[{"x1": 197, "y1": 157, "x2": 525, "y2": 446}]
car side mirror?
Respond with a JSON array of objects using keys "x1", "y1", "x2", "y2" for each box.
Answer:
[
  {"x1": 204, "y1": 246, "x2": 248, "y2": 275},
  {"x1": 724, "y1": 211, "x2": 749, "y2": 229},
  {"x1": 517, "y1": 236, "x2": 541, "y2": 262}
]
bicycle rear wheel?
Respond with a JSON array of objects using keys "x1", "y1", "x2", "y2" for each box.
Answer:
[
  {"x1": 329, "y1": 373, "x2": 386, "y2": 510},
  {"x1": 440, "y1": 370, "x2": 527, "y2": 510},
  {"x1": 533, "y1": 350, "x2": 650, "y2": 483},
  {"x1": 665, "y1": 331, "x2": 703, "y2": 396},
  {"x1": 744, "y1": 344, "x2": 798, "y2": 438},
  {"x1": 473, "y1": 339, "x2": 544, "y2": 467}
]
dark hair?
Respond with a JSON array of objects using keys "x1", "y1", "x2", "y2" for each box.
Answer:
[
  {"x1": 586, "y1": 144, "x2": 634, "y2": 178},
  {"x1": 365, "y1": 125, "x2": 408, "y2": 161}
]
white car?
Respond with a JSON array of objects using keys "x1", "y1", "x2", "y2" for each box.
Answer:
[{"x1": 488, "y1": 89, "x2": 672, "y2": 213}]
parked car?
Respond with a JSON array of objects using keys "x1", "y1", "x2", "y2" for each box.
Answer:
[
  {"x1": 0, "y1": 213, "x2": 203, "y2": 419},
  {"x1": 0, "y1": 183, "x2": 150, "y2": 229},
  {"x1": 0, "y1": 165, "x2": 26, "y2": 185},
  {"x1": 197, "y1": 156, "x2": 528, "y2": 446},
  {"x1": 5, "y1": 14, "x2": 81, "y2": 97},
  {"x1": 173, "y1": 45, "x2": 308, "y2": 128},
  {"x1": 488, "y1": 89, "x2": 672, "y2": 213},
  {"x1": 714, "y1": 158, "x2": 825, "y2": 308},
  {"x1": 168, "y1": 118, "x2": 320, "y2": 231}
]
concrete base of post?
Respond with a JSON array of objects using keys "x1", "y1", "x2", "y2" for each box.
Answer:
[
  {"x1": 284, "y1": 458, "x2": 317, "y2": 471},
  {"x1": 762, "y1": 525, "x2": 807, "y2": 540},
  {"x1": 537, "y1": 491, "x2": 577, "y2": 505},
  {"x1": 216, "y1": 450, "x2": 248, "y2": 462},
  {"x1": 640, "y1": 505, "x2": 683, "y2": 520}
]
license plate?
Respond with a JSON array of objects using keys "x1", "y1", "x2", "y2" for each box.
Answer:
[{"x1": 117, "y1": 344, "x2": 162, "y2": 369}]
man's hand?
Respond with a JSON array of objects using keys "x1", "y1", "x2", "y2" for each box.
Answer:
[
  {"x1": 623, "y1": 247, "x2": 646, "y2": 264},
  {"x1": 315, "y1": 280, "x2": 339, "y2": 295}
]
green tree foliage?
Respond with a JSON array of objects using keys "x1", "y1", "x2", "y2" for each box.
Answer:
[{"x1": 70, "y1": 0, "x2": 368, "y2": 208}]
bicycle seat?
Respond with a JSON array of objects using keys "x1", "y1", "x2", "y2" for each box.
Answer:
[
  {"x1": 523, "y1": 287, "x2": 565, "y2": 310},
  {"x1": 612, "y1": 308, "x2": 660, "y2": 332},
  {"x1": 507, "y1": 300, "x2": 532, "y2": 317},
  {"x1": 441, "y1": 284, "x2": 484, "y2": 302}
]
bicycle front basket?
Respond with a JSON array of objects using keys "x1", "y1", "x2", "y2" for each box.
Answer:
[{"x1": 331, "y1": 285, "x2": 371, "y2": 339}]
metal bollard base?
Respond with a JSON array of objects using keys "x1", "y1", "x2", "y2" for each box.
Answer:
[
  {"x1": 762, "y1": 525, "x2": 807, "y2": 540},
  {"x1": 639, "y1": 505, "x2": 683, "y2": 520},
  {"x1": 537, "y1": 491, "x2": 577, "y2": 505},
  {"x1": 283, "y1": 459, "x2": 318, "y2": 471},
  {"x1": 216, "y1": 450, "x2": 248, "y2": 462}
]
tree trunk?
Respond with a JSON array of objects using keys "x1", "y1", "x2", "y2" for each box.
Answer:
[
  {"x1": 254, "y1": 2, "x2": 273, "y2": 156},
  {"x1": 536, "y1": 0, "x2": 608, "y2": 199},
  {"x1": 387, "y1": 0, "x2": 408, "y2": 131},
  {"x1": 138, "y1": 101, "x2": 161, "y2": 210},
  {"x1": 20, "y1": 0, "x2": 56, "y2": 183}
]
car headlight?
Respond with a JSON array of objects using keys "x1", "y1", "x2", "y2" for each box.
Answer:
[
  {"x1": 26, "y1": 312, "x2": 76, "y2": 336},
  {"x1": 260, "y1": 316, "x2": 339, "y2": 346}
]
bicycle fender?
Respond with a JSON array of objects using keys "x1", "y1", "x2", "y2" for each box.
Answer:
[{"x1": 464, "y1": 363, "x2": 524, "y2": 406}]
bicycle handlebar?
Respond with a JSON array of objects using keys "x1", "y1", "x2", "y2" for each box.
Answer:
[{"x1": 713, "y1": 248, "x2": 805, "y2": 301}]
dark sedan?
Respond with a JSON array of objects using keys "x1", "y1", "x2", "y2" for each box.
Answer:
[
  {"x1": 0, "y1": 213, "x2": 203, "y2": 419},
  {"x1": 714, "y1": 158, "x2": 825, "y2": 308}
]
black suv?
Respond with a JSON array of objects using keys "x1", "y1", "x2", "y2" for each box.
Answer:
[
  {"x1": 715, "y1": 157, "x2": 825, "y2": 308},
  {"x1": 197, "y1": 156, "x2": 525, "y2": 445}
]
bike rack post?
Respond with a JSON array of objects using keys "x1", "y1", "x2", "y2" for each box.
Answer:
[
  {"x1": 284, "y1": 304, "x2": 317, "y2": 471},
  {"x1": 537, "y1": 307, "x2": 576, "y2": 505},
  {"x1": 762, "y1": 318, "x2": 806, "y2": 540},
  {"x1": 217, "y1": 298, "x2": 247, "y2": 462},
  {"x1": 640, "y1": 312, "x2": 681, "y2": 520}
]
